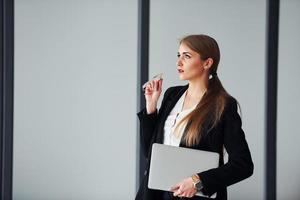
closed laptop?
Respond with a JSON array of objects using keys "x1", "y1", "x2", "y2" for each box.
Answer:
[{"x1": 148, "y1": 143, "x2": 219, "y2": 198}]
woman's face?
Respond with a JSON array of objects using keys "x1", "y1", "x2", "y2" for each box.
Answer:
[{"x1": 176, "y1": 43, "x2": 206, "y2": 81}]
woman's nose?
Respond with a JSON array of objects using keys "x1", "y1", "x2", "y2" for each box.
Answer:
[{"x1": 176, "y1": 57, "x2": 183, "y2": 66}]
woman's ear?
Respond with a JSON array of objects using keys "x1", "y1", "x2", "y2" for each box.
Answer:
[{"x1": 203, "y1": 58, "x2": 214, "y2": 70}]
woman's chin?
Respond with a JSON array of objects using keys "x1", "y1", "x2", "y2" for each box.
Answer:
[{"x1": 178, "y1": 75, "x2": 186, "y2": 80}]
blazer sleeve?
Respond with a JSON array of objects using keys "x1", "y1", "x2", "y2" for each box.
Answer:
[
  {"x1": 198, "y1": 98, "x2": 254, "y2": 196},
  {"x1": 137, "y1": 87, "x2": 173, "y2": 158}
]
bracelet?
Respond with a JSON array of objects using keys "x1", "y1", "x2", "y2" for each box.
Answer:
[
  {"x1": 191, "y1": 174, "x2": 204, "y2": 191},
  {"x1": 191, "y1": 174, "x2": 200, "y2": 188}
]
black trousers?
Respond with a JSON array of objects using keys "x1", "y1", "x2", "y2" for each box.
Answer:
[
  {"x1": 161, "y1": 191, "x2": 213, "y2": 200},
  {"x1": 162, "y1": 191, "x2": 183, "y2": 200}
]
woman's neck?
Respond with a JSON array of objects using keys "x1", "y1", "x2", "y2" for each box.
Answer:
[{"x1": 187, "y1": 75, "x2": 208, "y2": 100}]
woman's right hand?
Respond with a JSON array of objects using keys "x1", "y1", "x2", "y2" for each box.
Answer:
[{"x1": 144, "y1": 79, "x2": 163, "y2": 114}]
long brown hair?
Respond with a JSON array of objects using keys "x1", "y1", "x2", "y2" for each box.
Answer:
[{"x1": 174, "y1": 34, "x2": 232, "y2": 147}]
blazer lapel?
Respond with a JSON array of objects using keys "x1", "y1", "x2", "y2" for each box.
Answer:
[{"x1": 155, "y1": 84, "x2": 189, "y2": 144}]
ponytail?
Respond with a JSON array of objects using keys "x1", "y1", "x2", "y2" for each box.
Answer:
[{"x1": 173, "y1": 74, "x2": 230, "y2": 146}]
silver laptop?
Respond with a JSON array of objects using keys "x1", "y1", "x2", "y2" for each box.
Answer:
[{"x1": 148, "y1": 143, "x2": 219, "y2": 198}]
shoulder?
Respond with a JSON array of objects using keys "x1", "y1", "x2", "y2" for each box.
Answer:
[
  {"x1": 224, "y1": 96, "x2": 238, "y2": 111},
  {"x1": 221, "y1": 95, "x2": 241, "y2": 122}
]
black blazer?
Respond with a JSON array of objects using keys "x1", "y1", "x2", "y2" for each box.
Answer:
[{"x1": 136, "y1": 84, "x2": 254, "y2": 200}]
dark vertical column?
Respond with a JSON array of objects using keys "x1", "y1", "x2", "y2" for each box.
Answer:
[
  {"x1": 265, "y1": 0, "x2": 279, "y2": 200},
  {"x1": 0, "y1": 0, "x2": 14, "y2": 200},
  {"x1": 137, "y1": 0, "x2": 150, "y2": 188}
]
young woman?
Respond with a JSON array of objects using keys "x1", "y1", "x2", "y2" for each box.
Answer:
[{"x1": 136, "y1": 34, "x2": 254, "y2": 200}]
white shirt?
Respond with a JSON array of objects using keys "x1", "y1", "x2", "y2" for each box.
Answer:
[{"x1": 163, "y1": 90, "x2": 197, "y2": 146}]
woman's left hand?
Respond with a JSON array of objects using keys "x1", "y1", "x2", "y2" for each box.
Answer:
[{"x1": 170, "y1": 177, "x2": 197, "y2": 198}]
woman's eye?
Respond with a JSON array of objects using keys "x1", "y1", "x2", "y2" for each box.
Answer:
[{"x1": 177, "y1": 54, "x2": 190, "y2": 58}]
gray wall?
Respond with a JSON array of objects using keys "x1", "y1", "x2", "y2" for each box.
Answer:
[
  {"x1": 277, "y1": 0, "x2": 300, "y2": 199},
  {"x1": 149, "y1": 0, "x2": 266, "y2": 199},
  {"x1": 14, "y1": 0, "x2": 137, "y2": 199}
]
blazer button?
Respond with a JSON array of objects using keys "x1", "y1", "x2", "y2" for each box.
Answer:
[{"x1": 144, "y1": 170, "x2": 148, "y2": 175}]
